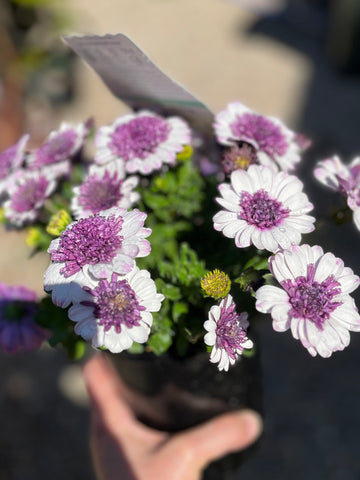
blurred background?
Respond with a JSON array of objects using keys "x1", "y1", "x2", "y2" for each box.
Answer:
[{"x1": 2, "y1": 0, "x2": 360, "y2": 478}]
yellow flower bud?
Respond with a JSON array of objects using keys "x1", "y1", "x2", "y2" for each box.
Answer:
[
  {"x1": 25, "y1": 227, "x2": 42, "y2": 247},
  {"x1": 0, "y1": 208, "x2": 5, "y2": 223},
  {"x1": 46, "y1": 209, "x2": 71, "y2": 236},
  {"x1": 176, "y1": 144, "x2": 193, "y2": 162},
  {"x1": 201, "y1": 269, "x2": 231, "y2": 299}
]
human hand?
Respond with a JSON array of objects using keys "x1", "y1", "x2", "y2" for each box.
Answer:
[{"x1": 83, "y1": 355, "x2": 262, "y2": 480}]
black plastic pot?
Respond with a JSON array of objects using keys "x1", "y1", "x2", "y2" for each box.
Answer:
[{"x1": 107, "y1": 347, "x2": 262, "y2": 479}]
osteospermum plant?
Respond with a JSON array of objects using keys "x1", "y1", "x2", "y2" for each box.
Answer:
[{"x1": 1, "y1": 100, "x2": 359, "y2": 370}]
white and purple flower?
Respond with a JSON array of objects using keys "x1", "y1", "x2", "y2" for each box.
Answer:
[
  {"x1": 314, "y1": 155, "x2": 360, "y2": 231},
  {"x1": 255, "y1": 244, "x2": 360, "y2": 357},
  {"x1": 204, "y1": 294, "x2": 253, "y2": 371},
  {"x1": 71, "y1": 160, "x2": 140, "y2": 219},
  {"x1": 0, "y1": 134, "x2": 29, "y2": 199},
  {"x1": 26, "y1": 122, "x2": 88, "y2": 174},
  {"x1": 44, "y1": 207, "x2": 151, "y2": 308},
  {"x1": 68, "y1": 266, "x2": 164, "y2": 353},
  {"x1": 213, "y1": 165, "x2": 315, "y2": 253},
  {"x1": 214, "y1": 102, "x2": 302, "y2": 172},
  {"x1": 94, "y1": 110, "x2": 191, "y2": 175},
  {"x1": 0, "y1": 283, "x2": 49, "y2": 354},
  {"x1": 3, "y1": 168, "x2": 57, "y2": 227}
]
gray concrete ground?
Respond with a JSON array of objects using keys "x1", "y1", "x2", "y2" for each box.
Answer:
[{"x1": 2, "y1": 0, "x2": 360, "y2": 478}]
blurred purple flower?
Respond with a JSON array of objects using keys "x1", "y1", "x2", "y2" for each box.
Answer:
[
  {"x1": 0, "y1": 283, "x2": 48, "y2": 354},
  {"x1": 314, "y1": 155, "x2": 360, "y2": 231},
  {"x1": 0, "y1": 135, "x2": 29, "y2": 200},
  {"x1": 71, "y1": 160, "x2": 139, "y2": 219},
  {"x1": 26, "y1": 122, "x2": 88, "y2": 176},
  {"x1": 3, "y1": 168, "x2": 57, "y2": 227}
]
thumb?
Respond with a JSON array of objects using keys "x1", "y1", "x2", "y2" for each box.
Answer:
[{"x1": 178, "y1": 409, "x2": 262, "y2": 470}]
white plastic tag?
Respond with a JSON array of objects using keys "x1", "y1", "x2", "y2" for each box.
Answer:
[{"x1": 64, "y1": 33, "x2": 214, "y2": 136}]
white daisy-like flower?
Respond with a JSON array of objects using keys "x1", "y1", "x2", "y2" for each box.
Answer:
[
  {"x1": 213, "y1": 164, "x2": 315, "y2": 253},
  {"x1": 44, "y1": 207, "x2": 151, "y2": 308},
  {"x1": 68, "y1": 266, "x2": 164, "y2": 353},
  {"x1": 255, "y1": 244, "x2": 360, "y2": 357},
  {"x1": 3, "y1": 168, "x2": 57, "y2": 227},
  {"x1": 26, "y1": 121, "x2": 88, "y2": 175},
  {"x1": 94, "y1": 110, "x2": 191, "y2": 174},
  {"x1": 214, "y1": 102, "x2": 302, "y2": 172},
  {"x1": 0, "y1": 134, "x2": 29, "y2": 200},
  {"x1": 71, "y1": 160, "x2": 140, "y2": 219},
  {"x1": 204, "y1": 294, "x2": 253, "y2": 371},
  {"x1": 314, "y1": 155, "x2": 360, "y2": 231},
  {"x1": 313, "y1": 155, "x2": 352, "y2": 192}
]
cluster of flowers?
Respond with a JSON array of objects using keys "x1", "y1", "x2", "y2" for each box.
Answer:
[
  {"x1": 0, "y1": 111, "x2": 190, "y2": 353},
  {"x1": 211, "y1": 102, "x2": 360, "y2": 364},
  {"x1": 0, "y1": 101, "x2": 359, "y2": 371}
]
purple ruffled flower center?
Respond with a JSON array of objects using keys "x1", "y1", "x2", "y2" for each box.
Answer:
[
  {"x1": 109, "y1": 116, "x2": 170, "y2": 160},
  {"x1": 51, "y1": 214, "x2": 124, "y2": 277},
  {"x1": 85, "y1": 275, "x2": 145, "y2": 333},
  {"x1": 11, "y1": 176, "x2": 50, "y2": 213},
  {"x1": 239, "y1": 189, "x2": 289, "y2": 230},
  {"x1": 215, "y1": 303, "x2": 247, "y2": 359},
  {"x1": 282, "y1": 264, "x2": 343, "y2": 329},
  {"x1": 78, "y1": 171, "x2": 124, "y2": 214},
  {"x1": 230, "y1": 113, "x2": 288, "y2": 158},
  {"x1": 34, "y1": 130, "x2": 77, "y2": 166}
]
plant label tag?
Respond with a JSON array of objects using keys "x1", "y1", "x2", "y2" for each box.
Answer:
[{"x1": 64, "y1": 33, "x2": 214, "y2": 136}]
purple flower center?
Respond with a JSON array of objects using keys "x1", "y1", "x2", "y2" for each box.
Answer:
[
  {"x1": 86, "y1": 275, "x2": 145, "y2": 333},
  {"x1": 230, "y1": 113, "x2": 288, "y2": 158},
  {"x1": 109, "y1": 116, "x2": 170, "y2": 160},
  {"x1": 239, "y1": 189, "x2": 289, "y2": 230},
  {"x1": 216, "y1": 303, "x2": 247, "y2": 359},
  {"x1": 282, "y1": 264, "x2": 342, "y2": 329},
  {"x1": 11, "y1": 176, "x2": 50, "y2": 213},
  {"x1": 35, "y1": 130, "x2": 77, "y2": 166},
  {"x1": 51, "y1": 214, "x2": 124, "y2": 277},
  {"x1": 78, "y1": 171, "x2": 124, "y2": 214}
]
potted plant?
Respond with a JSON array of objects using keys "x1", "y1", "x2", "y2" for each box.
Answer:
[{"x1": 1, "y1": 33, "x2": 360, "y2": 480}]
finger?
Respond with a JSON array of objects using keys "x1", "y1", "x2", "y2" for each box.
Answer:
[
  {"x1": 83, "y1": 354, "x2": 166, "y2": 446},
  {"x1": 83, "y1": 354, "x2": 136, "y2": 428},
  {"x1": 172, "y1": 409, "x2": 262, "y2": 470},
  {"x1": 89, "y1": 407, "x2": 136, "y2": 480}
]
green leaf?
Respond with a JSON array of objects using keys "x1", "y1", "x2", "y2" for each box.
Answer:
[
  {"x1": 140, "y1": 161, "x2": 204, "y2": 223},
  {"x1": 242, "y1": 347, "x2": 256, "y2": 358},
  {"x1": 172, "y1": 302, "x2": 189, "y2": 322},
  {"x1": 146, "y1": 300, "x2": 174, "y2": 355},
  {"x1": 244, "y1": 255, "x2": 269, "y2": 271},
  {"x1": 147, "y1": 328, "x2": 173, "y2": 355},
  {"x1": 159, "y1": 282, "x2": 182, "y2": 301},
  {"x1": 127, "y1": 343, "x2": 145, "y2": 354}
]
